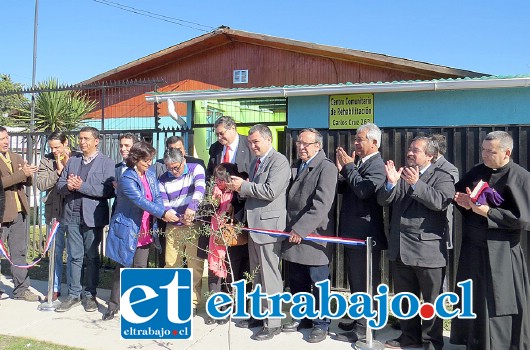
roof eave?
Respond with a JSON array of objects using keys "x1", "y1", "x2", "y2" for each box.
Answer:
[{"x1": 145, "y1": 77, "x2": 530, "y2": 103}]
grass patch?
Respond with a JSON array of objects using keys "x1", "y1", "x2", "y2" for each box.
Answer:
[{"x1": 0, "y1": 335, "x2": 83, "y2": 350}]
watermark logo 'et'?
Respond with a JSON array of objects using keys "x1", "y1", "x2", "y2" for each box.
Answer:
[{"x1": 121, "y1": 268, "x2": 193, "y2": 340}]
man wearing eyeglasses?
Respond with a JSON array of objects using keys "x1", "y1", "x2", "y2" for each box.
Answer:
[
  {"x1": 206, "y1": 116, "x2": 253, "y2": 178},
  {"x1": 282, "y1": 128, "x2": 338, "y2": 343},
  {"x1": 158, "y1": 147, "x2": 206, "y2": 316},
  {"x1": 152, "y1": 135, "x2": 206, "y2": 268},
  {"x1": 55, "y1": 126, "x2": 115, "y2": 313}
]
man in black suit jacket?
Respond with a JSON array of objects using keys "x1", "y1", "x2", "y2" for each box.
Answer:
[
  {"x1": 152, "y1": 135, "x2": 206, "y2": 268},
  {"x1": 206, "y1": 116, "x2": 254, "y2": 178},
  {"x1": 377, "y1": 136, "x2": 455, "y2": 350},
  {"x1": 430, "y1": 134, "x2": 459, "y2": 250},
  {"x1": 333, "y1": 123, "x2": 387, "y2": 343}
]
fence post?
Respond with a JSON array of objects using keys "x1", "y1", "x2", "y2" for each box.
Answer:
[
  {"x1": 38, "y1": 218, "x2": 60, "y2": 311},
  {"x1": 354, "y1": 237, "x2": 384, "y2": 350}
]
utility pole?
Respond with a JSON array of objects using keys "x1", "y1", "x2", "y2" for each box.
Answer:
[{"x1": 29, "y1": 0, "x2": 39, "y2": 162}]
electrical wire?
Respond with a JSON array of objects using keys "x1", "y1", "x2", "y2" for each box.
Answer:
[{"x1": 92, "y1": 0, "x2": 216, "y2": 32}]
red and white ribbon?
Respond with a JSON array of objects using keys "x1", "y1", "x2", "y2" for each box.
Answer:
[
  {"x1": 0, "y1": 221, "x2": 60, "y2": 269},
  {"x1": 242, "y1": 226, "x2": 367, "y2": 246}
]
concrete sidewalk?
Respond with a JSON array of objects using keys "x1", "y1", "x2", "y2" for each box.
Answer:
[{"x1": 0, "y1": 275, "x2": 465, "y2": 350}]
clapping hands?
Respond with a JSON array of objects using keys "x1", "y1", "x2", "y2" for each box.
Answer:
[{"x1": 19, "y1": 161, "x2": 37, "y2": 177}]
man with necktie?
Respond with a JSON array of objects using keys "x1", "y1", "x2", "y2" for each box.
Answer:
[
  {"x1": 333, "y1": 123, "x2": 387, "y2": 343},
  {"x1": 377, "y1": 136, "x2": 455, "y2": 350},
  {"x1": 230, "y1": 124, "x2": 290, "y2": 341},
  {"x1": 206, "y1": 116, "x2": 253, "y2": 179}
]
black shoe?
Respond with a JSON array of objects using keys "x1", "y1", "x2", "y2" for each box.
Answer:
[
  {"x1": 338, "y1": 320, "x2": 357, "y2": 331},
  {"x1": 84, "y1": 295, "x2": 98, "y2": 312},
  {"x1": 205, "y1": 316, "x2": 217, "y2": 325},
  {"x1": 391, "y1": 321, "x2": 401, "y2": 330},
  {"x1": 252, "y1": 326, "x2": 281, "y2": 341},
  {"x1": 55, "y1": 296, "x2": 81, "y2": 312},
  {"x1": 385, "y1": 338, "x2": 423, "y2": 349},
  {"x1": 236, "y1": 318, "x2": 263, "y2": 329},
  {"x1": 307, "y1": 327, "x2": 327, "y2": 343},
  {"x1": 102, "y1": 308, "x2": 118, "y2": 321},
  {"x1": 217, "y1": 318, "x2": 229, "y2": 325},
  {"x1": 282, "y1": 319, "x2": 313, "y2": 333},
  {"x1": 332, "y1": 330, "x2": 359, "y2": 343}
]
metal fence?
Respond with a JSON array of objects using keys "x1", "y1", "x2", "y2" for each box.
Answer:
[
  {"x1": 4, "y1": 124, "x2": 530, "y2": 292},
  {"x1": 6, "y1": 128, "x2": 192, "y2": 259}
]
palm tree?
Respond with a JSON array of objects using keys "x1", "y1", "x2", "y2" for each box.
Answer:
[{"x1": 17, "y1": 77, "x2": 97, "y2": 132}]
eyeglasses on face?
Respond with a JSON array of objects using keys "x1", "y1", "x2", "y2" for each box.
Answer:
[
  {"x1": 295, "y1": 141, "x2": 318, "y2": 148},
  {"x1": 215, "y1": 127, "x2": 231, "y2": 137},
  {"x1": 167, "y1": 163, "x2": 183, "y2": 173}
]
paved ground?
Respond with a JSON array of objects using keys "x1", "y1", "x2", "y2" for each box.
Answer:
[{"x1": 0, "y1": 275, "x2": 466, "y2": 350}]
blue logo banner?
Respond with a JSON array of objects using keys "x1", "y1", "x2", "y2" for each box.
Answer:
[{"x1": 120, "y1": 268, "x2": 193, "y2": 340}]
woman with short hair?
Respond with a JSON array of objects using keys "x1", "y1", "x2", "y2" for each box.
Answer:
[{"x1": 103, "y1": 141, "x2": 179, "y2": 320}]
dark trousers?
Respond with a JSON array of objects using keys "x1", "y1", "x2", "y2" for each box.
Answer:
[
  {"x1": 108, "y1": 244, "x2": 151, "y2": 311},
  {"x1": 392, "y1": 259, "x2": 445, "y2": 350},
  {"x1": 287, "y1": 260, "x2": 331, "y2": 330},
  {"x1": 345, "y1": 247, "x2": 382, "y2": 294},
  {"x1": 64, "y1": 213, "x2": 102, "y2": 298},
  {"x1": 345, "y1": 247, "x2": 382, "y2": 326},
  {"x1": 2, "y1": 213, "x2": 30, "y2": 296},
  {"x1": 208, "y1": 244, "x2": 250, "y2": 293}
]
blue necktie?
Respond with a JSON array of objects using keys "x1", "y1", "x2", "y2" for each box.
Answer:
[{"x1": 297, "y1": 162, "x2": 307, "y2": 177}]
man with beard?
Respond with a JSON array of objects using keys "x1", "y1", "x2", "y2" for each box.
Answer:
[
  {"x1": 450, "y1": 131, "x2": 530, "y2": 350},
  {"x1": 377, "y1": 136, "x2": 455, "y2": 350}
]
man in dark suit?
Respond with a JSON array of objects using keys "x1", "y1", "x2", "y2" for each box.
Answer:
[
  {"x1": 0, "y1": 126, "x2": 38, "y2": 302},
  {"x1": 333, "y1": 123, "x2": 387, "y2": 343},
  {"x1": 430, "y1": 134, "x2": 459, "y2": 250},
  {"x1": 230, "y1": 124, "x2": 290, "y2": 341},
  {"x1": 55, "y1": 127, "x2": 115, "y2": 313},
  {"x1": 282, "y1": 128, "x2": 337, "y2": 343},
  {"x1": 377, "y1": 136, "x2": 455, "y2": 350},
  {"x1": 206, "y1": 116, "x2": 253, "y2": 178},
  {"x1": 152, "y1": 135, "x2": 206, "y2": 269}
]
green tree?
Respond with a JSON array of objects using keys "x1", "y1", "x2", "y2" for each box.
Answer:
[
  {"x1": 17, "y1": 77, "x2": 97, "y2": 132},
  {"x1": 0, "y1": 74, "x2": 28, "y2": 127}
]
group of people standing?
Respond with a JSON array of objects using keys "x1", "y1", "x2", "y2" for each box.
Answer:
[{"x1": 0, "y1": 117, "x2": 528, "y2": 350}]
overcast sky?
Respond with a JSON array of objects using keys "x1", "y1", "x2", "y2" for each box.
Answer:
[{"x1": 2, "y1": 0, "x2": 529, "y2": 87}]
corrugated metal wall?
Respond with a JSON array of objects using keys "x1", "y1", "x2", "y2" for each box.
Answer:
[{"x1": 286, "y1": 125, "x2": 530, "y2": 291}]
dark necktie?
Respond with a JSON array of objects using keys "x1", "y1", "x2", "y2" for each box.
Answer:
[
  {"x1": 222, "y1": 145, "x2": 231, "y2": 163},
  {"x1": 254, "y1": 158, "x2": 261, "y2": 176},
  {"x1": 297, "y1": 162, "x2": 307, "y2": 177}
]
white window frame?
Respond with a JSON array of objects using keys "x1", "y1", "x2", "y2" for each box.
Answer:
[{"x1": 233, "y1": 70, "x2": 248, "y2": 84}]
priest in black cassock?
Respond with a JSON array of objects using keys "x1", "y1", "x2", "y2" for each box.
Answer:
[{"x1": 450, "y1": 131, "x2": 530, "y2": 350}]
